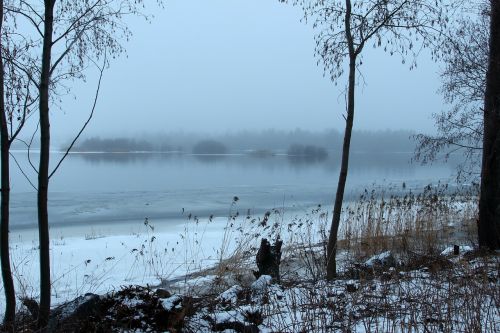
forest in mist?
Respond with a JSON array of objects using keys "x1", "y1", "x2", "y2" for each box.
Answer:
[{"x1": 70, "y1": 129, "x2": 417, "y2": 154}]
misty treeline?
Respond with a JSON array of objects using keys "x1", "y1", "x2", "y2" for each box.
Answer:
[
  {"x1": 73, "y1": 137, "x2": 155, "y2": 153},
  {"x1": 72, "y1": 129, "x2": 416, "y2": 154}
]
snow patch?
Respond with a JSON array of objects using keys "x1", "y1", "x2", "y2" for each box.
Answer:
[
  {"x1": 217, "y1": 285, "x2": 243, "y2": 304},
  {"x1": 212, "y1": 310, "x2": 245, "y2": 324},
  {"x1": 365, "y1": 251, "x2": 395, "y2": 267},
  {"x1": 122, "y1": 297, "x2": 144, "y2": 308},
  {"x1": 441, "y1": 245, "x2": 473, "y2": 256},
  {"x1": 160, "y1": 295, "x2": 183, "y2": 311},
  {"x1": 251, "y1": 275, "x2": 272, "y2": 292}
]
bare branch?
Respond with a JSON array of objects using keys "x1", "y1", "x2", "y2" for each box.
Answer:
[
  {"x1": 51, "y1": 0, "x2": 101, "y2": 46},
  {"x1": 50, "y1": 29, "x2": 84, "y2": 75},
  {"x1": 49, "y1": 54, "x2": 105, "y2": 179},
  {"x1": 9, "y1": 152, "x2": 36, "y2": 190},
  {"x1": 27, "y1": 121, "x2": 38, "y2": 174},
  {"x1": 4, "y1": 5, "x2": 44, "y2": 38}
]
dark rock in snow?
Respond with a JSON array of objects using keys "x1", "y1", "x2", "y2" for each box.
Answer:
[
  {"x1": 21, "y1": 298, "x2": 39, "y2": 320},
  {"x1": 155, "y1": 288, "x2": 172, "y2": 299},
  {"x1": 346, "y1": 282, "x2": 358, "y2": 293},
  {"x1": 213, "y1": 321, "x2": 260, "y2": 333},
  {"x1": 48, "y1": 293, "x2": 101, "y2": 331},
  {"x1": 365, "y1": 251, "x2": 396, "y2": 269},
  {"x1": 35, "y1": 285, "x2": 194, "y2": 332}
]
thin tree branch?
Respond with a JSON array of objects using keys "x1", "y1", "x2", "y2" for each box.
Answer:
[
  {"x1": 19, "y1": 0, "x2": 44, "y2": 22},
  {"x1": 9, "y1": 87, "x2": 35, "y2": 143},
  {"x1": 50, "y1": 30, "x2": 84, "y2": 75},
  {"x1": 49, "y1": 55, "x2": 105, "y2": 179},
  {"x1": 444, "y1": 117, "x2": 483, "y2": 136},
  {"x1": 51, "y1": 0, "x2": 101, "y2": 46},
  {"x1": 4, "y1": 6, "x2": 43, "y2": 38},
  {"x1": 9, "y1": 152, "x2": 36, "y2": 190},
  {"x1": 7, "y1": 59, "x2": 40, "y2": 90},
  {"x1": 356, "y1": 0, "x2": 410, "y2": 55},
  {"x1": 27, "y1": 121, "x2": 39, "y2": 174}
]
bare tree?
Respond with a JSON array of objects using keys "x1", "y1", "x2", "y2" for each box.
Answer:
[
  {"x1": 1, "y1": 1, "x2": 39, "y2": 327},
  {"x1": 5, "y1": 0, "x2": 161, "y2": 327},
  {"x1": 413, "y1": 0, "x2": 499, "y2": 249},
  {"x1": 479, "y1": 0, "x2": 500, "y2": 250},
  {"x1": 281, "y1": 0, "x2": 446, "y2": 279},
  {"x1": 0, "y1": 3, "x2": 16, "y2": 328},
  {"x1": 415, "y1": 3, "x2": 488, "y2": 181}
]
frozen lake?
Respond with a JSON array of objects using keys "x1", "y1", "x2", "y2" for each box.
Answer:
[
  {"x1": 8, "y1": 150, "x2": 456, "y2": 234},
  {"x1": 1, "y1": 150, "x2": 461, "y2": 313}
]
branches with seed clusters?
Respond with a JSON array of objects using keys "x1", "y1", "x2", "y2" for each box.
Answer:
[
  {"x1": 280, "y1": 0, "x2": 454, "y2": 82},
  {"x1": 415, "y1": 1, "x2": 488, "y2": 181}
]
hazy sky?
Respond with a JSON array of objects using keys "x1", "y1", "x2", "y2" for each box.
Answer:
[{"x1": 51, "y1": 0, "x2": 444, "y2": 143}]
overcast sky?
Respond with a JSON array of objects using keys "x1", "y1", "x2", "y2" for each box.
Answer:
[{"x1": 50, "y1": 0, "x2": 444, "y2": 143}]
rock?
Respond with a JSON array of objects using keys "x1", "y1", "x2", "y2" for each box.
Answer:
[
  {"x1": 441, "y1": 245, "x2": 473, "y2": 256},
  {"x1": 365, "y1": 251, "x2": 396, "y2": 269},
  {"x1": 64, "y1": 293, "x2": 101, "y2": 319},
  {"x1": 217, "y1": 285, "x2": 244, "y2": 305},
  {"x1": 251, "y1": 275, "x2": 272, "y2": 292},
  {"x1": 155, "y1": 288, "x2": 171, "y2": 299},
  {"x1": 213, "y1": 321, "x2": 259, "y2": 333},
  {"x1": 21, "y1": 297, "x2": 39, "y2": 320},
  {"x1": 346, "y1": 283, "x2": 358, "y2": 293},
  {"x1": 48, "y1": 293, "x2": 101, "y2": 331},
  {"x1": 160, "y1": 294, "x2": 183, "y2": 311}
]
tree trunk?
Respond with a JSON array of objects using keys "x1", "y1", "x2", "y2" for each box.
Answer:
[
  {"x1": 326, "y1": 0, "x2": 356, "y2": 280},
  {"x1": 478, "y1": 0, "x2": 500, "y2": 250},
  {"x1": 0, "y1": 1, "x2": 16, "y2": 328},
  {"x1": 255, "y1": 238, "x2": 283, "y2": 283},
  {"x1": 326, "y1": 59, "x2": 356, "y2": 280},
  {"x1": 38, "y1": 0, "x2": 55, "y2": 328}
]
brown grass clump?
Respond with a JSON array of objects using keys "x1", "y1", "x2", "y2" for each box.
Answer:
[{"x1": 339, "y1": 183, "x2": 478, "y2": 261}]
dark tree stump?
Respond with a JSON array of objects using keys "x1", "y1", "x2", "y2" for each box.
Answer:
[
  {"x1": 255, "y1": 238, "x2": 282, "y2": 283},
  {"x1": 21, "y1": 298, "x2": 39, "y2": 320}
]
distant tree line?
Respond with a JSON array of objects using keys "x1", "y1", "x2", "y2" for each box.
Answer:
[
  {"x1": 73, "y1": 129, "x2": 416, "y2": 154},
  {"x1": 73, "y1": 137, "x2": 154, "y2": 152},
  {"x1": 286, "y1": 144, "x2": 328, "y2": 160},
  {"x1": 192, "y1": 140, "x2": 227, "y2": 154},
  {"x1": 218, "y1": 129, "x2": 416, "y2": 153}
]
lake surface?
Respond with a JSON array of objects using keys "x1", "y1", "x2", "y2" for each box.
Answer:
[{"x1": 8, "y1": 151, "x2": 457, "y2": 232}]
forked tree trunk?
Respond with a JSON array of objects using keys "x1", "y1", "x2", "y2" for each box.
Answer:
[
  {"x1": 326, "y1": 0, "x2": 356, "y2": 280},
  {"x1": 478, "y1": 0, "x2": 500, "y2": 250},
  {"x1": 0, "y1": 1, "x2": 16, "y2": 327},
  {"x1": 38, "y1": 0, "x2": 55, "y2": 328}
]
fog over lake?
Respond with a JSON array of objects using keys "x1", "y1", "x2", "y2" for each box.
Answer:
[{"x1": 9, "y1": 149, "x2": 456, "y2": 231}]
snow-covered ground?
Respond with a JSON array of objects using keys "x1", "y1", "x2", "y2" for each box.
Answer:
[
  {"x1": 1, "y1": 216, "x2": 247, "y2": 316},
  {"x1": 2, "y1": 202, "x2": 321, "y2": 317},
  {"x1": 185, "y1": 256, "x2": 499, "y2": 333},
  {"x1": 42, "y1": 247, "x2": 498, "y2": 332}
]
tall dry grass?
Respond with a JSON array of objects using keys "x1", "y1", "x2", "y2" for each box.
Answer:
[{"x1": 339, "y1": 183, "x2": 478, "y2": 261}]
